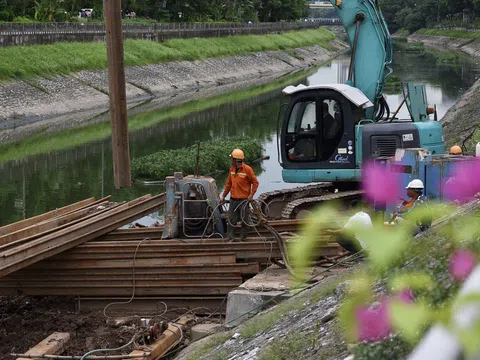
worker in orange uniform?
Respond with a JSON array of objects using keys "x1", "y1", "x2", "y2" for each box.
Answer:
[
  {"x1": 220, "y1": 148, "x2": 259, "y2": 242},
  {"x1": 449, "y1": 145, "x2": 463, "y2": 155}
]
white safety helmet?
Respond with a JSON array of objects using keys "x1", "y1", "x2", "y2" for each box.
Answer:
[{"x1": 406, "y1": 179, "x2": 424, "y2": 190}]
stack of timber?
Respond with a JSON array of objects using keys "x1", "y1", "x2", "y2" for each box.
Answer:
[{"x1": 0, "y1": 195, "x2": 343, "y2": 299}]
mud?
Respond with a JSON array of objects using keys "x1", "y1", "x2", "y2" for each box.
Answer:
[{"x1": 0, "y1": 296, "x2": 137, "y2": 357}]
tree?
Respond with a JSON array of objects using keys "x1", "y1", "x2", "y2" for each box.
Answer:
[{"x1": 34, "y1": 0, "x2": 66, "y2": 21}]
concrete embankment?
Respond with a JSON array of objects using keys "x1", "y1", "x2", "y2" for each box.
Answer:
[
  {"x1": 408, "y1": 33, "x2": 480, "y2": 146},
  {"x1": 0, "y1": 39, "x2": 348, "y2": 144}
]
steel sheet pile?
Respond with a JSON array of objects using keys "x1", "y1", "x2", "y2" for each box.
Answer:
[{"x1": 0, "y1": 196, "x2": 341, "y2": 298}]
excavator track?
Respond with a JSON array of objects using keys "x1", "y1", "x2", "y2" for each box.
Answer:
[
  {"x1": 258, "y1": 183, "x2": 335, "y2": 219},
  {"x1": 281, "y1": 190, "x2": 365, "y2": 220}
]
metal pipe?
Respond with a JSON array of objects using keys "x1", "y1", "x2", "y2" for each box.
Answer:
[
  {"x1": 389, "y1": 99, "x2": 406, "y2": 122},
  {"x1": 347, "y1": 13, "x2": 365, "y2": 83}
]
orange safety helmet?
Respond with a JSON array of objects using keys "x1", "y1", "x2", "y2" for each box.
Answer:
[
  {"x1": 450, "y1": 145, "x2": 462, "y2": 155},
  {"x1": 230, "y1": 148, "x2": 245, "y2": 160}
]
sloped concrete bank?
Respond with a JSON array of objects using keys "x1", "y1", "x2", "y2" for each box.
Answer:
[
  {"x1": 0, "y1": 40, "x2": 348, "y2": 144},
  {"x1": 408, "y1": 33, "x2": 480, "y2": 146}
]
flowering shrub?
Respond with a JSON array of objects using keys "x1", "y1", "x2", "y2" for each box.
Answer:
[{"x1": 291, "y1": 161, "x2": 480, "y2": 359}]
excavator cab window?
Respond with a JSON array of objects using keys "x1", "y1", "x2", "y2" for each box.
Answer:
[{"x1": 285, "y1": 97, "x2": 344, "y2": 163}]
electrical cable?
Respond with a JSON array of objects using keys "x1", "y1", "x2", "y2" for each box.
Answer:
[
  {"x1": 157, "y1": 250, "x2": 364, "y2": 359},
  {"x1": 103, "y1": 238, "x2": 151, "y2": 319},
  {"x1": 79, "y1": 333, "x2": 141, "y2": 360}
]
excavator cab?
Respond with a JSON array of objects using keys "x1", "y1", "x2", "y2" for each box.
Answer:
[{"x1": 279, "y1": 84, "x2": 373, "y2": 183}]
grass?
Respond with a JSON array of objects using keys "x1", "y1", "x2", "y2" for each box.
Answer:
[
  {"x1": 0, "y1": 28, "x2": 336, "y2": 82},
  {"x1": 131, "y1": 137, "x2": 263, "y2": 180},
  {"x1": 416, "y1": 28, "x2": 480, "y2": 40},
  {"x1": 394, "y1": 40, "x2": 425, "y2": 53},
  {"x1": 0, "y1": 62, "x2": 322, "y2": 164},
  {"x1": 185, "y1": 332, "x2": 233, "y2": 360},
  {"x1": 426, "y1": 48, "x2": 462, "y2": 63},
  {"x1": 258, "y1": 329, "x2": 317, "y2": 360}
]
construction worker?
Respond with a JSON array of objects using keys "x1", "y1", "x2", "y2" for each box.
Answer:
[
  {"x1": 220, "y1": 148, "x2": 259, "y2": 242},
  {"x1": 449, "y1": 145, "x2": 463, "y2": 155},
  {"x1": 390, "y1": 179, "x2": 431, "y2": 234},
  {"x1": 326, "y1": 200, "x2": 372, "y2": 253}
]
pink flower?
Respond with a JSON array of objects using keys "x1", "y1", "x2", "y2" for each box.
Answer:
[
  {"x1": 397, "y1": 288, "x2": 415, "y2": 304},
  {"x1": 356, "y1": 300, "x2": 391, "y2": 342},
  {"x1": 449, "y1": 249, "x2": 477, "y2": 281},
  {"x1": 444, "y1": 159, "x2": 480, "y2": 203},
  {"x1": 362, "y1": 162, "x2": 402, "y2": 204}
]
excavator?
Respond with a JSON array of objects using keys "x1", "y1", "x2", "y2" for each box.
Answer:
[{"x1": 258, "y1": 0, "x2": 446, "y2": 219}]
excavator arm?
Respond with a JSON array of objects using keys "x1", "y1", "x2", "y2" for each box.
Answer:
[{"x1": 329, "y1": 0, "x2": 393, "y2": 120}]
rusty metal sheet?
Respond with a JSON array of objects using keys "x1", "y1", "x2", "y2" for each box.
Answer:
[
  {"x1": 0, "y1": 284, "x2": 240, "y2": 296},
  {"x1": 0, "y1": 199, "x2": 112, "y2": 247},
  {"x1": 25, "y1": 253, "x2": 237, "y2": 270},
  {"x1": 0, "y1": 194, "x2": 164, "y2": 278},
  {"x1": 0, "y1": 197, "x2": 97, "y2": 237}
]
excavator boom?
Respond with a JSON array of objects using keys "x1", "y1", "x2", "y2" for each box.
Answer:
[{"x1": 329, "y1": 0, "x2": 393, "y2": 120}]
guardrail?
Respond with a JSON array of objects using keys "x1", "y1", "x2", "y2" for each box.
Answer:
[{"x1": 0, "y1": 19, "x2": 342, "y2": 47}]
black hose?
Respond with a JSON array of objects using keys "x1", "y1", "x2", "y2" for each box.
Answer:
[{"x1": 375, "y1": 96, "x2": 390, "y2": 121}]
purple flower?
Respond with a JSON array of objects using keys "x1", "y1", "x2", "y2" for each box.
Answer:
[
  {"x1": 450, "y1": 249, "x2": 477, "y2": 281},
  {"x1": 356, "y1": 300, "x2": 391, "y2": 342},
  {"x1": 397, "y1": 288, "x2": 415, "y2": 304},
  {"x1": 362, "y1": 162, "x2": 402, "y2": 205},
  {"x1": 445, "y1": 159, "x2": 480, "y2": 203}
]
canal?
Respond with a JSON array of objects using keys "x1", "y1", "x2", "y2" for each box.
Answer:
[{"x1": 0, "y1": 47, "x2": 479, "y2": 226}]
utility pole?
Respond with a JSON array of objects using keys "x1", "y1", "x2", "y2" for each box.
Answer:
[{"x1": 104, "y1": 0, "x2": 131, "y2": 189}]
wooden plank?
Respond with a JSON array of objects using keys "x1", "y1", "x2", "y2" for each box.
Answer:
[
  {"x1": 17, "y1": 332, "x2": 70, "y2": 360},
  {"x1": 0, "y1": 194, "x2": 162, "y2": 278},
  {"x1": 0, "y1": 198, "x2": 95, "y2": 236},
  {"x1": 0, "y1": 198, "x2": 111, "y2": 246}
]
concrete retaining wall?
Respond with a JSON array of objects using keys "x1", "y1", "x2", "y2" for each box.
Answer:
[{"x1": 0, "y1": 20, "x2": 340, "y2": 47}]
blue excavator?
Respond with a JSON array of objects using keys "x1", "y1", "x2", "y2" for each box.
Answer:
[{"x1": 259, "y1": 0, "x2": 446, "y2": 219}]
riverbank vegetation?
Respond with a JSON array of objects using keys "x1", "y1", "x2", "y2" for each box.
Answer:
[
  {"x1": 380, "y1": 0, "x2": 480, "y2": 33},
  {"x1": 416, "y1": 28, "x2": 480, "y2": 40},
  {"x1": 131, "y1": 137, "x2": 263, "y2": 180},
  {"x1": 0, "y1": 28, "x2": 335, "y2": 82}
]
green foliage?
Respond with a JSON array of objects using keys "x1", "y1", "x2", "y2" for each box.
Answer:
[
  {"x1": 385, "y1": 75, "x2": 402, "y2": 88},
  {"x1": 352, "y1": 335, "x2": 413, "y2": 360},
  {"x1": 0, "y1": 10, "x2": 9, "y2": 21},
  {"x1": 13, "y1": 15, "x2": 34, "y2": 22},
  {"x1": 0, "y1": 28, "x2": 336, "y2": 82},
  {"x1": 389, "y1": 300, "x2": 432, "y2": 343},
  {"x1": 0, "y1": 0, "x2": 309, "y2": 23},
  {"x1": 131, "y1": 137, "x2": 263, "y2": 180},
  {"x1": 388, "y1": 271, "x2": 435, "y2": 293},
  {"x1": 34, "y1": 0, "x2": 65, "y2": 22}
]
